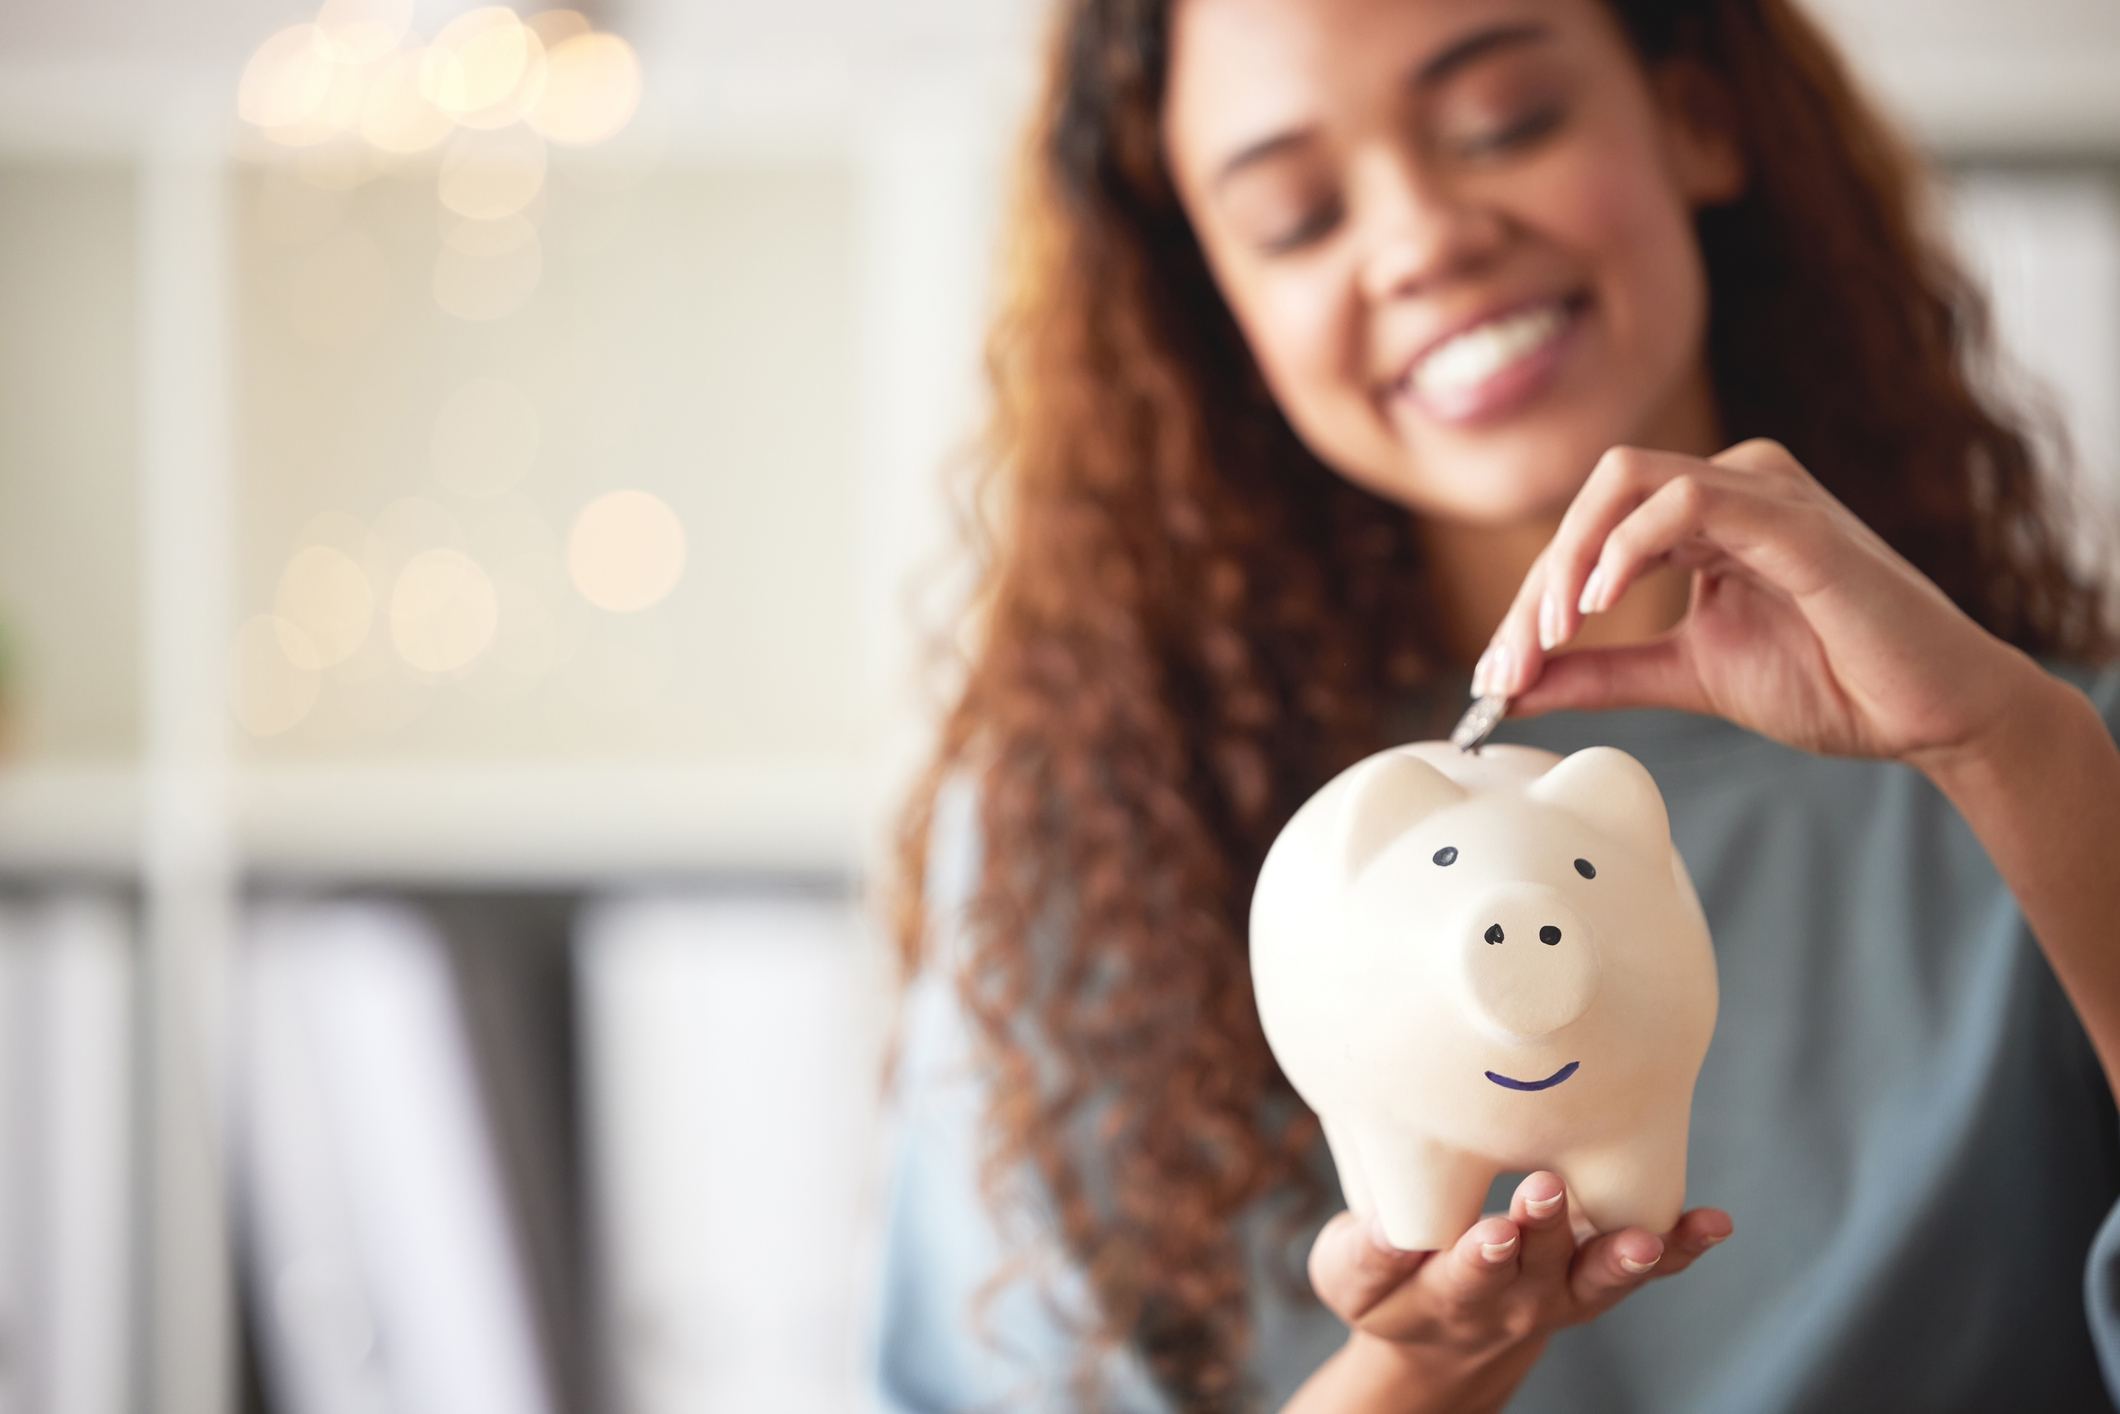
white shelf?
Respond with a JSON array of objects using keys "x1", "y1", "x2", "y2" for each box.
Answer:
[
  {"x1": 0, "y1": 759, "x2": 871, "y2": 883},
  {"x1": 0, "y1": 763, "x2": 138, "y2": 874}
]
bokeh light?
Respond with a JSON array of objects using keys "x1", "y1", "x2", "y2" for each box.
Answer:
[
  {"x1": 289, "y1": 230, "x2": 392, "y2": 345},
  {"x1": 420, "y1": 8, "x2": 544, "y2": 127},
  {"x1": 431, "y1": 378, "x2": 540, "y2": 497},
  {"x1": 238, "y1": 26, "x2": 337, "y2": 133},
  {"x1": 314, "y1": 0, "x2": 413, "y2": 65},
  {"x1": 390, "y1": 549, "x2": 499, "y2": 673},
  {"x1": 231, "y1": 615, "x2": 323, "y2": 736},
  {"x1": 567, "y1": 491, "x2": 686, "y2": 612},
  {"x1": 458, "y1": 37, "x2": 546, "y2": 132},
  {"x1": 528, "y1": 33, "x2": 643, "y2": 147},
  {"x1": 309, "y1": 52, "x2": 373, "y2": 134},
  {"x1": 274, "y1": 546, "x2": 375, "y2": 669},
  {"x1": 438, "y1": 126, "x2": 547, "y2": 221},
  {"x1": 358, "y1": 50, "x2": 455, "y2": 154},
  {"x1": 239, "y1": 3, "x2": 641, "y2": 157},
  {"x1": 232, "y1": 1, "x2": 657, "y2": 718}
]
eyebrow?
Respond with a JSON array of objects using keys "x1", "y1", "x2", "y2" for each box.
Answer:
[
  {"x1": 1416, "y1": 21, "x2": 1550, "y2": 89},
  {"x1": 1209, "y1": 21, "x2": 1554, "y2": 192}
]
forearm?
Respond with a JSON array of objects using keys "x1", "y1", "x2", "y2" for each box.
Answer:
[
  {"x1": 1913, "y1": 663, "x2": 2120, "y2": 1088},
  {"x1": 1283, "y1": 1331, "x2": 1544, "y2": 1414}
]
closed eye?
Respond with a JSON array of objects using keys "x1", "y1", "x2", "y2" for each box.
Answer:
[
  {"x1": 1449, "y1": 103, "x2": 1564, "y2": 161},
  {"x1": 1261, "y1": 198, "x2": 1344, "y2": 254}
]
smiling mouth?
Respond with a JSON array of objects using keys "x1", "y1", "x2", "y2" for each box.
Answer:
[
  {"x1": 1404, "y1": 296, "x2": 1582, "y2": 402},
  {"x1": 1485, "y1": 1061, "x2": 1580, "y2": 1092}
]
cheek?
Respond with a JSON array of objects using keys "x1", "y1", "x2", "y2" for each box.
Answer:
[
  {"x1": 1542, "y1": 144, "x2": 1708, "y2": 363},
  {"x1": 1233, "y1": 266, "x2": 1384, "y2": 457}
]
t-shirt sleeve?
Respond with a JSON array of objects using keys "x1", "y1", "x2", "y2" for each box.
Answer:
[
  {"x1": 2078, "y1": 664, "x2": 2120, "y2": 1399},
  {"x1": 866, "y1": 780, "x2": 1168, "y2": 1414}
]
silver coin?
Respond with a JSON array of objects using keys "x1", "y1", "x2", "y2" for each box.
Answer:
[{"x1": 1449, "y1": 692, "x2": 1509, "y2": 753}]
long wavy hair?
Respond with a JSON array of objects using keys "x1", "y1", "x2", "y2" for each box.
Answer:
[{"x1": 892, "y1": 0, "x2": 2112, "y2": 1405}]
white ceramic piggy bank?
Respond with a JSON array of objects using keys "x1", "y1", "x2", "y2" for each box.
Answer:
[{"x1": 1251, "y1": 741, "x2": 1717, "y2": 1251}]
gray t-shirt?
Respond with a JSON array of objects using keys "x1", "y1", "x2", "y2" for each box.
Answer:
[{"x1": 872, "y1": 665, "x2": 2120, "y2": 1412}]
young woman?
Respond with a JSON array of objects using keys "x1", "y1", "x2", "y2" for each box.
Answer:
[{"x1": 873, "y1": 0, "x2": 2120, "y2": 1409}]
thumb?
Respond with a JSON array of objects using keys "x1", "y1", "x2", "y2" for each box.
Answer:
[
  {"x1": 1308, "y1": 1210, "x2": 1431, "y2": 1323},
  {"x1": 1511, "y1": 637, "x2": 1705, "y2": 718}
]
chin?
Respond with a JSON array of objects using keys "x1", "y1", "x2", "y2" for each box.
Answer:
[{"x1": 1379, "y1": 423, "x2": 1619, "y2": 525}]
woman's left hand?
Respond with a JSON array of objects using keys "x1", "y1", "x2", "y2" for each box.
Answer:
[
  {"x1": 1475, "y1": 437, "x2": 2043, "y2": 767},
  {"x1": 1478, "y1": 433, "x2": 2120, "y2": 1114}
]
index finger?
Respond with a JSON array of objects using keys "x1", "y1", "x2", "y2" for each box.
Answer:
[{"x1": 1480, "y1": 445, "x2": 1701, "y2": 699}]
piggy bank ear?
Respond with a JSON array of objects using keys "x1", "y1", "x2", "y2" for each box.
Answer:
[
  {"x1": 1336, "y1": 751, "x2": 1468, "y2": 883},
  {"x1": 1527, "y1": 746, "x2": 1671, "y2": 865}
]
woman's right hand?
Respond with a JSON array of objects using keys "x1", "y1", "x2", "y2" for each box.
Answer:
[{"x1": 1286, "y1": 1173, "x2": 1732, "y2": 1414}]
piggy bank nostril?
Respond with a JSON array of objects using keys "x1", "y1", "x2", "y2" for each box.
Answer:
[{"x1": 1453, "y1": 887, "x2": 1599, "y2": 1041}]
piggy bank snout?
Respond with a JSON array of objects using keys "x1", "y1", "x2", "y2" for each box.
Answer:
[{"x1": 1457, "y1": 884, "x2": 1598, "y2": 1041}]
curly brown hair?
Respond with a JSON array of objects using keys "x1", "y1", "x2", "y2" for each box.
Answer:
[{"x1": 891, "y1": 0, "x2": 2112, "y2": 1406}]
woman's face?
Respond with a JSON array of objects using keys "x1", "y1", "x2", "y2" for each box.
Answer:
[{"x1": 1163, "y1": 0, "x2": 1742, "y2": 524}]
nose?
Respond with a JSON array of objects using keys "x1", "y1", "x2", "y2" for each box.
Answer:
[
  {"x1": 1456, "y1": 884, "x2": 1599, "y2": 1042},
  {"x1": 1353, "y1": 151, "x2": 1507, "y2": 302}
]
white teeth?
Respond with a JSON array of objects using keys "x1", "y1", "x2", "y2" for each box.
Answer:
[{"x1": 1409, "y1": 303, "x2": 1568, "y2": 399}]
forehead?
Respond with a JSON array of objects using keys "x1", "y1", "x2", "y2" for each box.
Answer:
[{"x1": 1163, "y1": 0, "x2": 1613, "y2": 173}]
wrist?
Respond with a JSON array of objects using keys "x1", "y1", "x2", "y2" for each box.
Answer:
[
  {"x1": 1326, "y1": 1329, "x2": 1547, "y2": 1414},
  {"x1": 1903, "y1": 651, "x2": 2084, "y2": 795}
]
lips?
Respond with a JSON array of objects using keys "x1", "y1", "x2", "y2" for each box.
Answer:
[
  {"x1": 1485, "y1": 1061, "x2": 1580, "y2": 1092},
  {"x1": 1391, "y1": 295, "x2": 1584, "y2": 425}
]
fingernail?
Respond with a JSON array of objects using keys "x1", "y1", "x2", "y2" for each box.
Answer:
[
  {"x1": 1579, "y1": 566, "x2": 1606, "y2": 615},
  {"x1": 1488, "y1": 643, "x2": 1518, "y2": 694},
  {"x1": 1524, "y1": 1192, "x2": 1563, "y2": 1219},
  {"x1": 1619, "y1": 1253, "x2": 1661, "y2": 1276},
  {"x1": 1481, "y1": 1236, "x2": 1519, "y2": 1263},
  {"x1": 1475, "y1": 644, "x2": 1509, "y2": 699},
  {"x1": 1538, "y1": 592, "x2": 1560, "y2": 651},
  {"x1": 1697, "y1": 1232, "x2": 1728, "y2": 1250}
]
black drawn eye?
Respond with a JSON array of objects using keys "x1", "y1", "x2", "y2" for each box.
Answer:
[
  {"x1": 1433, "y1": 846, "x2": 1458, "y2": 866},
  {"x1": 1540, "y1": 925, "x2": 1562, "y2": 945},
  {"x1": 1573, "y1": 858, "x2": 1596, "y2": 879},
  {"x1": 1484, "y1": 924, "x2": 1504, "y2": 944}
]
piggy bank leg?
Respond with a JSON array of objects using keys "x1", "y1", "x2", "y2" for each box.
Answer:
[
  {"x1": 1352, "y1": 1126, "x2": 1495, "y2": 1252},
  {"x1": 1320, "y1": 1114, "x2": 1374, "y2": 1217},
  {"x1": 1561, "y1": 1120, "x2": 1690, "y2": 1239}
]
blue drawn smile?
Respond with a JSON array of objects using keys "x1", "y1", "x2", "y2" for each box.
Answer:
[{"x1": 1485, "y1": 1061, "x2": 1580, "y2": 1092}]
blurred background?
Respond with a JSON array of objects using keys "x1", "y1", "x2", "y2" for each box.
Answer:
[{"x1": 0, "y1": 0, "x2": 2112, "y2": 1411}]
